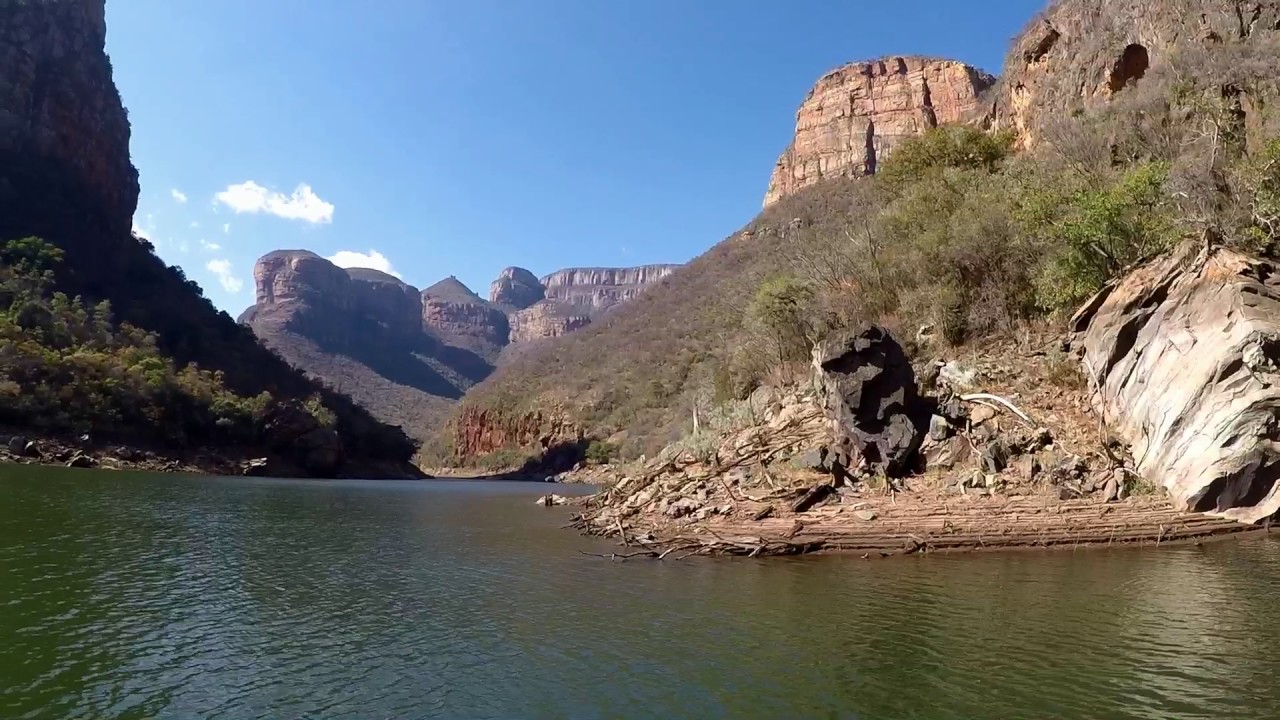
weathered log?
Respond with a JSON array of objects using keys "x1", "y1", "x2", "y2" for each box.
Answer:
[{"x1": 791, "y1": 484, "x2": 834, "y2": 513}]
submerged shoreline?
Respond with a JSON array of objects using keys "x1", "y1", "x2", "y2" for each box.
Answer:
[
  {"x1": 566, "y1": 484, "x2": 1262, "y2": 559},
  {"x1": 0, "y1": 429, "x2": 426, "y2": 479}
]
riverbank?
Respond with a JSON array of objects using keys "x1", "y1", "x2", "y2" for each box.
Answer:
[
  {"x1": 569, "y1": 482, "x2": 1260, "y2": 558},
  {"x1": 0, "y1": 429, "x2": 427, "y2": 479},
  {"x1": 0, "y1": 430, "x2": 239, "y2": 474},
  {"x1": 559, "y1": 330, "x2": 1267, "y2": 558}
]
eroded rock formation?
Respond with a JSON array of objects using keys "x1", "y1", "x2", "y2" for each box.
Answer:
[
  {"x1": 509, "y1": 300, "x2": 592, "y2": 344},
  {"x1": 243, "y1": 249, "x2": 679, "y2": 439},
  {"x1": 489, "y1": 266, "x2": 545, "y2": 310},
  {"x1": 453, "y1": 405, "x2": 581, "y2": 460},
  {"x1": 1072, "y1": 245, "x2": 1280, "y2": 524},
  {"x1": 0, "y1": 0, "x2": 138, "y2": 235},
  {"x1": 422, "y1": 276, "x2": 509, "y2": 346},
  {"x1": 348, "y1": 268, "x2": 424, "y2": 339},
  {"x1": 764, "y1": 57, "x2": 994, "y2": 207},
  {"x1": 982, "y1": 0, "x2": 1280, "y2": 146},
  {"x1": 541, "y1": 265, "x2": 679, "y2": 315}
]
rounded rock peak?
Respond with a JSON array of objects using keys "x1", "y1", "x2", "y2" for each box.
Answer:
[{"x1": 489, "y1": 266, "x2": 546, "y2": 310}]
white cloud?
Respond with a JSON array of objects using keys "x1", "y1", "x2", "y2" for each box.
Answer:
[
  {"x1": 214, "y1": 181, "x2": 334, "y2": 224},
  {"x1": 131, "y1": 220, "x2": 151, "y2": 241},
  {"x1": 222, "y1": 223, "x2": 231, "y2": 234},
  {"x1": 189, "y1": 221, "x2": 200, "y2": 229},
  {"x1": 178, "y1": 240, "x2": 190, "y2": 254},
  {"x1": 206, "y1": 259, "x2": 244, "y2": 294},
  {"x1": 171, "y1": 189, "x2": 188, "y2": 203},
  {"x1": 200, "y1": 239, "x2": 221, "y2": 252},
  {"x1": 326, "y1": 250, "x2": 401, "y2": 278}
]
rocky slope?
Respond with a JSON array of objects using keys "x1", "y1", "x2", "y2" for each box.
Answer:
[
  {"x1": 764, "y1": 57, "x2": 995, "y2": 207},
  {"x1": 456, "y1": 178, "x2": 869, "y2": 463},
  {"x1": 241, "y1": 254, "x2": 676, "y2": 443},
  {"x1": 560, "y1": 328, "x2": 1254, "y2": 557},
  {"x1": 0, "y1": 0, "x2": 419, "y2": 478},
  {"x1": 980, "y1": 0, "x2": 1280, "y2": 146}
]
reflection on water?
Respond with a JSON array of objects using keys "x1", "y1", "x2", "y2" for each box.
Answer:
[{"x1": 2, "y1": 465, "x2": 1279, "y2": 719}]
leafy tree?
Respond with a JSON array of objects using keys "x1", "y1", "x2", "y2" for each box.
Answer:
[{"x1": 746, "y1": 275, "x2": 815, "y2": 364}]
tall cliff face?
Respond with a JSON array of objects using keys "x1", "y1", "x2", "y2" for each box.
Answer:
[
  {"x1": 764, "y1": 57, "x2": 995, "y2": 207},
  {"x1": 0, "y1": 0, "x2": 138, "y2": 236},
  {"x1": 0, "y1": 1, "x2": 418, "y2": 475},
  {"x1": 983, "y1": 0, "x2": 1280, "y2": 146},
  {"x1": 242, "y1": 256, "x2": 500, "y2": 443},
  {"x1": 540, "y1": 264, "x2": 679, "y2": 315},
  {"x1": 422, "y1": 277, "x2": 509, "y2": 348},
  {"x1": 509, "y1": 301, "x2": 593, "y2": 344},
  {"x1": 347, "y1": 268, "x2": 423, "y2": 340}
]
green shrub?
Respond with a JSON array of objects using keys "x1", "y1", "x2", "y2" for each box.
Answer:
[
  {"x1": 1021, "y1": 162, "x2": 1178, "y2": 311},
  {"x1": 746, "y1": 275, "x2": 816, "y2": 363},
  {"x1": 879, "y1": 125, "x2": 1015, "y2": 188},
  {"x1": 584, "y1": 440, "x2": 619, "y2": 465}
]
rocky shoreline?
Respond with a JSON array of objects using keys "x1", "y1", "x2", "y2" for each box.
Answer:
[
  {"x1": 554, "y1": 313, "x2": 1277, "y2": 559},
  {"x1": 0, "y1": 429, "x2": 426, "y2": 479},
  {"x1": 0, "y1": 431, "x2": 241, "y2": 475}
]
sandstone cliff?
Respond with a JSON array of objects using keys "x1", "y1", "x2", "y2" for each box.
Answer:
[
  {"x1": 242, "y1": 255, "x2": 500, "y2": 443},
  {"x1": 509, "y1": 300, "x2": 593, "y2": 344},
  {"x1": 422, "y1": 276, "x2": 509, "y2": 348},
  {"x1": 764, "y1": 57, "x2": 994, "y2": 207},
  {"x1": 489, "y1": 266, "x2": 545, "y2": 310},
  {"x1": 348, "y1": 267, "x2": 424, "y2": 339},
  {"x1": 242, "y1": 253, "x2": 678, "y2": 442},
  {"x1": 0, "y1": 0, "x2": 138, "y2": 236},
  {"x1": 982, "y1": 0, "x2": 1280, "y2": 146},
  {"x1": 541, "y1": 264, "x2": 679, "y2": 315}
]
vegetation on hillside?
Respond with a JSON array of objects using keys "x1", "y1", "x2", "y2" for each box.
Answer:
[
  {"x1": 0, "y1": 236, "x2": 333, "y2": 448},
  {"x1": 452, "y1": 29, "x2": 1280, "y2": 463}
]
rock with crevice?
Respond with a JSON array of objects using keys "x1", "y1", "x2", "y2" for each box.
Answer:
[
  {"x1": 1072, "y1": 244, "x2": 1280, "y2": 524},
  {"x1": 979, "y1": 0, "x2": 1280, "y2": 147},
  {"x1": 813, "y1": 325, "x2": 928, "y2": 477}
]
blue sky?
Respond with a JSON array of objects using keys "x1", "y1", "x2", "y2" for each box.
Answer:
[{"x1": 105, "y1": 0, "x2": 1043, "y2": 314}]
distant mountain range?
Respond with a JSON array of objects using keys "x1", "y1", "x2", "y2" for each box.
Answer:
[{"x1": 239, "y1": 250, "x2": 678, "y2": 443}]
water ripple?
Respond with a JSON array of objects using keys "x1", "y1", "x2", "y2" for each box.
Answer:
[{"x1": 2, "y1": 467, "x2": 1280, "y2": 719}]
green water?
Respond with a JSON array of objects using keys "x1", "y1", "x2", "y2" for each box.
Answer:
[{"x1": 2, "y1": 465, "x2": 1280, "y2": 719}]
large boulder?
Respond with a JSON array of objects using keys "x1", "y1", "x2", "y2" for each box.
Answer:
[
  {"x1": 812, "y1": 325, "x2": 927, "y2": 477},
  {"x1": 1071, "y1": 244, "x2": 1280, "y2": 524}
]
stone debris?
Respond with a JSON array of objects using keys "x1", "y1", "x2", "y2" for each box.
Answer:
[{"x1": 535, "y1": 494, "x2": 570, "y2": 507}]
